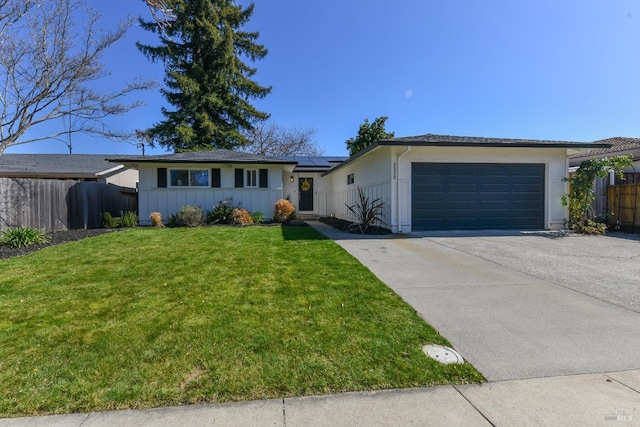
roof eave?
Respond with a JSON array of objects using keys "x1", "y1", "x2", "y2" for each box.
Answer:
[
  {"x1": 0, "y1": 172, "x2": 98, "y2": 179},
  {"x1": 107, "y1": 158, "x2": 298, "y2": 165},
  {"x1": 95, "y1": 165, "x2": 125, "y2": 176},
  {"x1": 569, "y1": 148, "x2": 640, "y2": 161},
  {"x1": 377, "y1": 141, "x2": 612, "y2": 149}
]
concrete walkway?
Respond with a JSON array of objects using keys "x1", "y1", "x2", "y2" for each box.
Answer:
[
  {"x1": 2, "y1": 371, "x2": 639, "y2": 426},
  {"x1": 3, "y1": 222, "x2": 639, "y2": 426}
]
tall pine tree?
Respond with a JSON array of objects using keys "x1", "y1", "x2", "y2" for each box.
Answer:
[{"x1": 138, "y1": 0, "x2": 271, "y2": 151}]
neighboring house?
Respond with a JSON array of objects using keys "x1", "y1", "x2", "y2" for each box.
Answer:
[
  {"x1": 569, "y1": 137, "x2": 640, "y2": 183},
  {"x1": 109, "y1": 134, "x2": 607, "y2": 232},
  {"x1": 0, "y1": 154, "x2": 139, "y2": 231},
  {"x1": 0, "y1": 154, "x2": 138, "y2": 188},
  {"x1": 568, "y1": 137, "x2": 640, "y2": 218}
]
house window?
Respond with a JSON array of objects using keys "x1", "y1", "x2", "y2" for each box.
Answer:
[
  {"x1": 245, "y1": 169, "x2": 258, "y2": 187},
  {"x1": 170, "y1": 169, "x2": 209, "y2": 187},
  {"x1": 347, "y1": 173, "x2": 355, "y2": 185}
]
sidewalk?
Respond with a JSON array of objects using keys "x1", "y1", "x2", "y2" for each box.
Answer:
[{"x1": 2, "y1": 370, "x2": 639, "y2": 426}]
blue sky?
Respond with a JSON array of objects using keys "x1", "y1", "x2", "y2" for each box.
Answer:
[{"x1": 8, "y1": 0, "x2": 640, "y2": 156}]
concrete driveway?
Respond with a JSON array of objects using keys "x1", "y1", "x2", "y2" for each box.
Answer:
[{"x1": 311, "y1": 223, "x2": 640, "y2": 382}]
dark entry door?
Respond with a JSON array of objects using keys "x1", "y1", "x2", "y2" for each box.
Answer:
[
  {"x1": 298, "y1": 178, "x2": 314, "y2": 211},
  {"x1": 411, "y1": 163, "x2": 545, "y2": 231}
]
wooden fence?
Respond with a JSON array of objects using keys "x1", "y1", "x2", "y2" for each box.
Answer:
[
  {"x1": 608, "y1": 183, "x2": 640, "y2": 233},
  {"x1": 0, "y1": 178, "x2": 137, "y2": 232}
]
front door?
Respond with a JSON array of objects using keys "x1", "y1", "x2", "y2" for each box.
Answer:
[{"x1": 298, "y1": 178, "x2": 314, "y2": 211}]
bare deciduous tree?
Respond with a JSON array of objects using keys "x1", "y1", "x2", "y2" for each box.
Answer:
[
  {"x1": 0, "y1": 0, "x2": 37, "y2": 36},
  {"x1": 241, "y1": 122, "x2": 323, "y2": 157},
  {"x1": 0, "y1": 0, "x2": 155, "y2": 155},
  {"x1": 144, "y1": 0, "x2": 176, "y2": 29}
]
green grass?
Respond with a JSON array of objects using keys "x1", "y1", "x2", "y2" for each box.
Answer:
[{"x1": 0, "y1": 226, "x2": 483, "y2": 416}]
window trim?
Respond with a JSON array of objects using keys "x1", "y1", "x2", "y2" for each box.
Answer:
[
  {"x1": 245, "y1": 168, "x2": 258, "y2": 188},
  {"x1": 168, "y1": 168, "x2": 210, "y2": 187},
  {"x1": 347, "y1": 172, "x2": 355, "y2": 185}
]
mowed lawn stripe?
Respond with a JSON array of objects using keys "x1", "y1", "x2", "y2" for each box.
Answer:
[{"x1": 0, "y1": 226, "x2": 482, "y2": 416}]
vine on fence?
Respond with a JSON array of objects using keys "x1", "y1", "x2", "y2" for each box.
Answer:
[{"x1": 562, "y1": 156, "x2": 632, "y2": 234}]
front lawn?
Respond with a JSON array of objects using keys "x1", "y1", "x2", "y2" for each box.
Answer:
[{"x1": 0, "y1": 226, "x2": 482, "y2": 416}]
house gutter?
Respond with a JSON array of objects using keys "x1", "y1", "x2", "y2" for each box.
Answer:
[
  {"x1": 96, "y1": 164, "x2": 125, "y2": 176},
  {"x1": 396, "y1": 146, "x2": 411, "y2": 232}
]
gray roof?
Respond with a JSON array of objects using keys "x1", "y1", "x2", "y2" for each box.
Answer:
[
  {"x1": 108, "y1": 149, "x2": 298, "y2": 165},
  {"x1": 325, "y1": 133, "x2": 611, "y2": 176},
  {"x1": 0, "y1": 154, "x2": 121, "y2": 178},
  {"x1": 568, "y1": 137, "x2": 640, "y2": 163},
  {"x1": 379, "y1": 133, "x2": 611, "y2": 148}
]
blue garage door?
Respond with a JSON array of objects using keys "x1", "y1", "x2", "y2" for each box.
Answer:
[{"x1": 412, "y1": 163, "x2": 545, "y2": 231}]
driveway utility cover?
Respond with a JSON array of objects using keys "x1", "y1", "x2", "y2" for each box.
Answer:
[{"x1": 422, "y1": 345, "x2": 464, "y2": 364}]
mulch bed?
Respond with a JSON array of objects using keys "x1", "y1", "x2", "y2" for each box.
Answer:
[
  {"x1": 0, "y1": 228, "x2": 120, "y2": 260},
  {"x1": 318, "y1": 217, "x2": 392, "y2": 235},
  {"x1": 0, "y1": 218, "x2": 385, "y2": 261}
]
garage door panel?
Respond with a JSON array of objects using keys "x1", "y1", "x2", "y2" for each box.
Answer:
[
  {"x1": 509, "y1": 193, "x2": 543, "y2": 202},
  {"x1": 412, "y1": 163, "x2": 545, "y2": 231},
  {"x1": 447, "y1": 183, "x2": 474, "y2": 192},
  {"x1": 478, "y1": 183, "x2": 512, "y2": 192},
  {"x1": 478, "y1": 202, "x2": 512, "y2": 210},
  {"x1": 510, "y1": 175, "x2": 542, "y2": 182}
]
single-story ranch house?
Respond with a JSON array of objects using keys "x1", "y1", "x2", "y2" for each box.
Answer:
[
  {"x1": 0, "y1": 154, "x2": 138, "y2": 188},
  {"x1": 108, "y1": 134, "x2": 609, "y2": 232}
]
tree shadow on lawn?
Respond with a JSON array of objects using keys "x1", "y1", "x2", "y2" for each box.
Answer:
[{"x1": 280, "y1": 224, "x2": 330, "y2": 241}]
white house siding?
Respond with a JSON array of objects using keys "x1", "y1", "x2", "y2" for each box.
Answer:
[
  {"x1": 137, "y1": 163, "x2": 285, "y2": 225},
  {"x1": 393, "y1": 146, "x2": 569, "y2": 232},
  {"x1": 101, "y1": 168, "x2": 139, "y2": 189},
  {"x1": 282, "y1": 172, "x2": 334, "y2": 216},
  {"x1": 327, "y1": 147, "x2": 393, "y2": 225}
]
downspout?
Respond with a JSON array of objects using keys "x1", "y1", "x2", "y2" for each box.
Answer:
[{"x1": 396, "y1": 146, "x2": 411, "y2": 232}]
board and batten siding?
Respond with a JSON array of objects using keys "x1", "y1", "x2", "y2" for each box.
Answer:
[
  {"x1": 137, "y1": 164, "x2": 285, "y2": 225},
  {"x1": 326, "y1": 147, "x2": 393, "y2": 226}
]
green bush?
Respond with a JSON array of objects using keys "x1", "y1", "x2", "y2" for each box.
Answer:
[
  {"x1": 251, "y1": 211, "x2": 264, "y2": 224},
  {"x1": 103, "y1": 212, "x2": 121, "y2": 228},
  {"x1": 1, "y1": 227, "x2": 50, "y2": 248},
  {"x1": 176, "y1": 205, "x2": 204, "y2": 227},
  {"x1": 167, "y1": 214, "x2": 178, "y2": 228},
  {"x1": 121, "y1": 211, "x2": 139, "y2": 228},
  {"x1": 206, "y1": 198, "x2": 235, "y2": 224}
]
